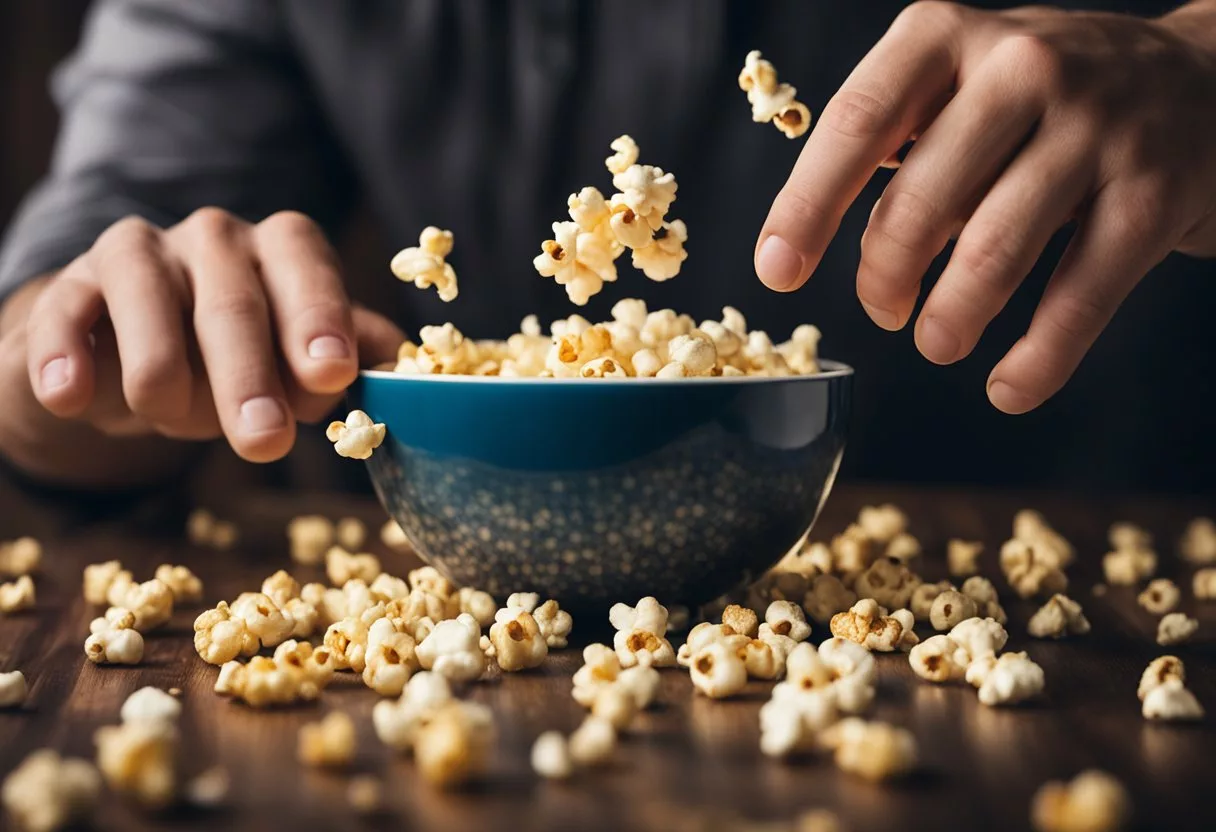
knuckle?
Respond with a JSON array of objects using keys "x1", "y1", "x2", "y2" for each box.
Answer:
[
  {"x1": 199, "y1": 288, "x2": 267, "y2": 323},
  {"x1": 123, "y1": 351, "x2": 184, "y2": 412},
  {"x1": 258, "y1": 210, "x2": 322, "y2": 242},
  {"x1": 184, "y1": 207, "x2": 241, "y2": 240},
  {"x1": 1043, "y1": 293, "x2": 1111, "y2": 343},
  {"x1": 866, "y1": 189, "x2": 944, "y2": 254},
  {"x1": 820, "y1": 89, "x2": 896, "y2": 140},
  {"x1": 893, "y1": 1, "x2": 963, "y2": 35},
  {"x1": 953, "y1": 223, "x2": 1024, "y2": 286},
  {"x1": 999, "y1": 35, "x2": 1064, "y2": 92},
  {"x1": 1109, "y1": 181, "x2": 1175, "y2": 247},
  {"x1": 94, "y1": 216, "x2": 160, "y2": 253},
  {"x1": 771, "y1": 185, "x2": 832, "y2": 234}
]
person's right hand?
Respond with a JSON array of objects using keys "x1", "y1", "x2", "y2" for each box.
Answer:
[{"x1": 14, "y1": 209, "x2": 405, "y2": 462}]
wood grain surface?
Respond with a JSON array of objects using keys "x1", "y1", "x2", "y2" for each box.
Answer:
[{"x1": 1, "y1": 479, "x2": 1214, "y2": 832}]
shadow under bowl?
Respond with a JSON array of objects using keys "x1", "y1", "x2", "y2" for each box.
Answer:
[{"x1": 351, "y1": 362, "x2": 853, "y2": 616}]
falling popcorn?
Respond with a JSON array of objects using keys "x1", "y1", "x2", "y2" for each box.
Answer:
[
  {"x1": 738, "y1": 50, "x2": 812, "y2": 138},
  {"x1": 390, "y1": 226, "x2": 459, "y2": 302},
  {"x1": 326, "y1": 411, "x2": 386, "y2": 460}
]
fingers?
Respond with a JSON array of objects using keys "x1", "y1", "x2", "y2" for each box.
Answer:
[
  {"x1": 89, "y1": 218, "x2": 194, "y2": 424},
  {"x1": 986, "y1": 181, "x2": 1172, "y2": 413},
  {"x1": 756, "y1": 0, "x2": 965, "y2": 291},
  {"x1": 911, "y1": 124, "x2": 1095, "y2": 364},
  {"x1": 857, "y1": 37, "x2": 1047, "y2": 329},
  {"x1": 353, "y1": 306, "x2": 408, "y2": 367},
  {"x1": 254, "y1": 211, "x2": 358, "y2": 395},
  {"x1": 179, "y1": 208, "x2": 295, "y2": 462},
  {"x1": 23, "y1": 256, "x2": 102, "y2": 418}
]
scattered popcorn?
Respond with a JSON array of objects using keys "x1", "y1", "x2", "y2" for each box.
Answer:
[
  {"x1": 1138, "y1": 655, "x2": 1185, "y2": 701},
  {"x1": 909, "y1": 635, "x2": 969, "y2": 684},
  {"x1": 381, "y1": 518, "x2": 410, "y2": 552},
  {"x1": 738, "y1": 50, "x2": 812, "y2": 138},
  {"x1": 287, "y1": 516, "x2": 335, "y2": 565},
  {"x1": 1013, "y1": 510, "x2": 1074, "y2": 567},
  {"x1": 690, "y1": 641, "x2": 749, "y2": 699},
  {"x1": 829, "y1": 599, "x2": 909, "y2": 652},
  {"x1": 260, "y1": 569, "x2": 301, "y2": 608},
  {"x1": 910, "y1": 581, "x2": 953, "y2": 622},
  {"x1": 567, "y1": 716, "x2": 617, "y2": 767},
  {"x1": 231, "y1": 592, "x2": 294, "y2": 648},
  {"x1": 1137, "y1": 579, "x2": 1180, "y2": 615},
  {"x1": 153, "y1": 564, "x2": 203, "y2": 606},
  {"x1": 1195, "y1": 568, "x2": 1216, "y2": 600},
  {"x1": 929, "y1": 590, "x2": 978, "y2": 632},
  {"x1": 0, "y1": 537, "x2": 40, "y2": 577},
  {"x1": 214, "y1": 655, "x2": 321, "y2": 708},
  {"x1": 488, "y1": 609, "x2": 548, "y2": 672},
  {"x1": 1142, "y1": 678, "x2": 1204, "y2": 721},
  {"x1": 1102, "y1": 547, "x2": 1157, "y2": 586},
  {"x1": 531, "y1": 731, "x2": 574, "y2": 780},
  {"x1": 1031, "y1": 770, "x2": 1131, "y2": 832},
  {"x1": 184, "y1": 766, "x2": 230, "y2": 808},
  {"x1": 1001, "y1": 539, "x2": 1068, "y2": 599},
  {"x1": 82, "y1": 560, "x2": 125, "y2": 605},
  {"x1": 186, "y1": 509, "x2": 238, "y2": 550},
  {"x1": 1027, "y1": 594, "x2": 1091, "y2": 640},
  {"x1": 414, "y1": 700, "x2": 496, "y2": 788},
  {"x1": 298, "y1": 711, "x2": 356, "y2": 768},
  {"x1": 390, "y1": 226, "x2": 459, "y2": 302},
  {"x1": 0, "y1": 575, "x2": 35, "y2": 614},
  {"x1": 1180, "y1": 517, "x2": 1216, "y2": 565},
  {"x1": 120, "y1": 687, "x2": 181, "y2": 726},
  {"x1": 274, "y1": 640, "x2": 337, "y2": 688},
  {"x1": 803, "y1": 574, "x2": 858, "y2": 624},
  {"x1": 591, "y1": 684, "x2": 640, "y2": 730},
  {"x1": 416, "y1": 615, "x2": 487, "y2": 682},
  {"x1": 372, "y1": 672, "x2": 453, "y2": 751},
  {"x1": 108, "y1": 578, "x2": 174, "y2": 632},
  {"x1": 947, "y1": 540, "x2": 983, "y2": 577},
  {"x1": 1, "y1": 750, "x2": 101, "y2": 832},
  {"x1": 820, "y1": 718, "x2": 917, "y2": 782},
  {"x1": 1156, "y1": 612, "x2": 1198, "y2": 646},
  {"x1": 326, "y1": 546, "x2": 382, "y2": 586},
  {"x1": 960, "y1": 576, "x2": 1009, "y2": 625},
  {"x1": 193, "y1": 602, "x2": 260, "y2": 665},
  {"x1": 611, "y1": 596, "x2": 677, "y2": 668},
  {"x1": 853, "y1": 557, "x2": 921, "y2": 610},
  {"x1": 746, "y1": 569, "x2": 812, "y2": 613},
  {"x1": 949, "y1": 617, "x2": 1010, "y2": 665},
  {"x1": 0, "y1": 670, "x2": 27, "y2": 708},
  {"x1": 759, "y1": 682, "x2": 836, "y2": 758},
  {"x1": 94, "y1": 718, "x2": 179, "y2": 809},
  {"x1": 326, "y1": 410, "x2": 386, "y2": 460},
  {"x1": 531, "y1": 599, "x2": 573, "y2": 648},
  {"x1": 972, "y1": 652, "x2": 1046, "y2": 707},
  {"x1": 722, "y1": 604, "x2": 760, "y2": 639},
  {"x1": 363, "y1": 626, "x2": 420, "y2": 697},
  {"x1": 793, "y1": 639, "x2": 877, "y2": 714},
  {"x1": 346, "y1": 776, "x2": 383, "y2": 816},
  {"x1": 84, "y1": 612, "x2": 145, "y2": 665},
  {"x1": 572, "y1": 643, "x2": 624, "y2": 707},
  {"x1": 760, "y1": 600, "x2": 812, "y2": 642},
  {"x1": 1109, "y1": 522, "x2": 1151, "y2": 552}
]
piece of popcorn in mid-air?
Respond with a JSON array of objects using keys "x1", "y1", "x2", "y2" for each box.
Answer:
[
  {"x1": 738, "y1": 50, "x2": 812, "y2": 138},
  {"x1": 326, "y1": 410, "x2": 387, "y2": 460},
  {"x1": 390, "y1": 226, "x2": 459, "y2": 302}
]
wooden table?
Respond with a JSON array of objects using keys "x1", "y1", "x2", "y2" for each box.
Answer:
[{"x1": 1, "y1": 477, "x2": 1214, "y2": 832}]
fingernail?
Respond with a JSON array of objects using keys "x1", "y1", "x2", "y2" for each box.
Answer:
[
  {"x1": 756, "y1": 235, "x2": 804, "y2": 291},
  {"x1": 40, "y1": 357, "x2": 70, "y2": 392},
  {"x1": 859, "y1": 301, "x2": 899, "y2": 331},
  {"x1": 308, "y1": 336, "x2": 350, "y2": 360},
  {"x1": 987, "y1": 380, "x2": 1036, "y2": 415},
  {"x1": 240, "y1": 397, "x2": 288, "y2": 434},
  {"x1": 916, "y1": 315, "x2": 961, "y2": 364}
]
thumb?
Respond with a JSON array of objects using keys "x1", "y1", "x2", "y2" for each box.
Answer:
[{"x1": 353, "y1": 306, "x2": 407, "y2": 368}]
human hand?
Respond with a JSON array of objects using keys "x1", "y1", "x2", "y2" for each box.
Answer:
[
  {"x1": 13, "y1": 209, "x2": 404, "y2": 462},
  {"x1": 757, "y1": 1, "x2": 1216, "y2": 413}
]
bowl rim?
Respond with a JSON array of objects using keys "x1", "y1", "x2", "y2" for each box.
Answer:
[{"x1": 360, "y1": 358, "x2": 854, "y2": 385}]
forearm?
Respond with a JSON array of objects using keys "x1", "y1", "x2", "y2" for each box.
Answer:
[{"x1": 0, "y1": 279, "x2": 199, "y2": 490}]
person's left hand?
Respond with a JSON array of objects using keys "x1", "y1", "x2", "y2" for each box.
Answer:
[{"x1": 756, "y1": 1, "x2": 1216, "y2": 413}]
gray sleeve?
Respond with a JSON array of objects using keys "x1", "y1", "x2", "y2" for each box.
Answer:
[{"x1": 0, "y1": 0, "x2": 353, "y2": 301}]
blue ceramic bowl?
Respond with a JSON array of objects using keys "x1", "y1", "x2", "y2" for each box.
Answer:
[{"x1": 351, "y1": 363, "x2": 853, "y2": 615}]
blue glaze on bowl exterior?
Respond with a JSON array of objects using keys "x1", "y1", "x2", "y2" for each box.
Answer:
[{"x1": 351, "y1": 363, "x2": 852, "y2": 614}]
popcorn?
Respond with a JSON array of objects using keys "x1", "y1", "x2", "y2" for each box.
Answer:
[
  {"x1": 1027, "y1": 594, "x2": 1091, "y2": 639},
  {"x1": 759, "y1": 683, "x2": 836, "y2": 758},
  {"x1": 119, "y1": 687, "x2": 181, "y2": 727},
  {"x1": 186, "y1": 509, "x2": 238, "y2": 550},
  {"x1": 1180, "y1": 517, "x2": 1216, "y2": 565},
  {"x1": 94, "y1": 719, "x2": 179, "y2": 808},
  {"x1": 948, "y1": 617, "x2": 1009, "y2": 665},
  {"x1": 298, "y1": 711, "x2": 356, "y2": 768},
  {"x1": 456, "y1": 587, "x2": 498, "y2": 629},
  {"x1": 611, "y1": 596, "x2": 676, "y2": 668},
  {"x1": 415, "y1": 614, "x2": 487, "y2": 682},
  {"x1": 972, "y1": 652, "x2": 1045, "y2": 706},
  {"x1": 567, "y1": 716, "x2": 617, "y2": 767},
  {"x1": 947, "y1": 540, "x2": 983, "y2": 577},
  {"x1": 531, "y1": 599, "x2": 573, "y2": 648},
  {"x1": 82, "y1": 560, "x2": 125, "y2": 605},
  {"x1": 363, "y1": 627, "x2": 420, "y2": 696},
  {"x1": 591, "y1": 685, "x2": 640, "y2": 730},
  {"x1": 803, "y1": 574, "x2": 858, "y2": 624},
  {"x1": 193, "y1": 602, "x2": 260, "y2": 665},
  {"x1": 1195, "y1": 568, "x2": 1216, "y2": 600},
  {"x1": 792, "y1": 639, "x2": 877, "y2": 714},
  {"x1": 572, "y1": 643, "x2": 623, "y2": 707},
  {"x1": 721, "y1": 604, "x2": 760, "y2": 639},
  {"x1": 616, "y1": 665, "x2": 662, "y2": 710},
  {"x1": 84, "y1": 612, "x2": 145, "y2": 665},
  {"x1": 390, "y1": 226, "x2": 459, "y2": 302},
  {"x1": 690, "y1": 641, "x2": 749, "y2": 699},
  {"x1": 1102, "y1": 547, "x2": 1156, "y2": 586},
  {"x1": 153, "y1": 564, "x2": 203, "y2": 605},
  {"x1": 580, "y1": 356, "x2": 628, "y2": 378},
  {"x1": 910, "y1": 581, "x2": 954, "y2": 622},
  {"x1": 1013, "y1": 510, "x2": 1074, "y2": 567},
  {"x1": 110, "y1": 578, "x2": 174, "y2": 632},
  {"x1": 231, "y1": 592, "x2": 295, "y2": 648},
  {"x1": 661, "y1": 333, "x2": 717, "y2": 377},
  {"x1": 273, "y1": 639, "x2": 337, "y2": 688},
  {"x1": 184, "y1": 766, "x2": 230, "y2": 808},
  {"x1": 820, "y1": 718, "x2": 917, "y2": 782},
  {"x1": 326, "y1": 546, "x2": 382, "y2": 586},
  {"x1": 760, "y1": 600, "x2": 812, "y2": 642},
  {"x1": 346, "y1": 776, "x2": 383, "y2": 816},
  {"x1": 1142, "y1": 678, "x2": 1204, "y2": 721},
  {"x1": 1108, "y1": 522, "x2": 1151, "y2": 552},
  {"x1": 414, "y1": 701, "x2": 496, "y2": 788},
  {"x1": 0, "y1": 537, "x2": 40, "y2": 577},
  {"x1": 829, "y1": 599, "x2": 910, "y2": 652},
  {"x1": 287, "y1": 515, "x2": 335, "y2": 565},
  {"x1": 326, "y1": 410, "x2": 386, "y2": 460},
  {"x1": 381, "y1": 518, "x2": 410, "y2": 552},
  {"x1": 1000, "y1": 539, "x2": 1068, "y2": 599},
  {"x1": 1156, "y1": 612, "x2": 1198, "y2": 646},
  {"x1": 531, "y1": 731, "x2": 574, "y2": 780},
  {"x1": 324, "y1": 615, "x2": 373, "y2": 673},
  {"x1": 853, "y1": 557, "x2": 921, "y2": 610},
  {"x1": 1031, "y1": 770, "x2": 1131, "y2": 832},
  {"x1": 214, "y1": 655, "x2": 320, "y2": 708},
  {"x1": 1, "y1": 750, "x2": 101, "y2": 832},
  {"x1": 372, "y1": 672, "x2": 454, "y2": 751},
  {"x1": 909, "y1": 635, "x2": 968, "y2": 683},
  {"x1": 1138, "y1": 655, "x2": 1185, "y2": 701},
  {"x1": 261, "y1": 569, "x2": 301, "y2": 608},
  {"x1": 488, "y1": 609, "x2": 548, "y2": 671},
  {"x1": 960, "y1": 576, "x2": 1008, "y2": 624},
  {"x1": 605, "y1": 135, "x2": 639, "y2": 176},
  {"x1": 1136, "y1": 579, "x2": 1180, "y2": 615},
  {"x1": 0, "y1": 670, "x2": 27, "y2": 708},
  {"x1": 0, "y1": 575, "x2": 35, "y2": 614},
  {"x1": 534, "y1": 220, "x2": 618, "y2": 306},
  {"x1": 829, "y1": 524, "x2": 879, "y2": 574},
  {"x1": 738, "y1": 50, "x2": 812, "y2": 139},
  {"x1": 631, "y1": 220, "x2": 688, "y2": 282}
]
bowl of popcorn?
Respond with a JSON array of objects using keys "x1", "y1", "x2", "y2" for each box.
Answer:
[{"x1": 332, "y1": 131, "x2": 849, "y2": 614}]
